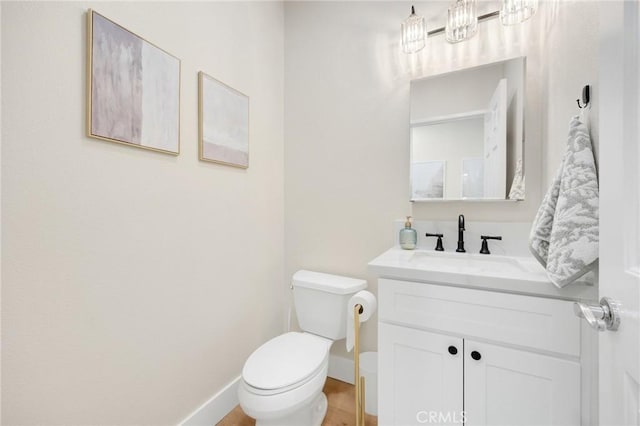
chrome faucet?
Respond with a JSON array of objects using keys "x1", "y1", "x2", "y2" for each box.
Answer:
[{"x1": 456, "y1": 214, "x2": 466, "y2": 253}]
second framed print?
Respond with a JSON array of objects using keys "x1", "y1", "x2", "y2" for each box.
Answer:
[{"x1": 199, "y1": 72, "x2": 249, "y2": 168}]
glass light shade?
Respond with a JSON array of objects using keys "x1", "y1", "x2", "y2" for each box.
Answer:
[
  {"x1": 500, "y1": 0, "x2": 538, "y2": 25},
  {"x1": 402, "y1": 6, "x2": 426, "y2": 54},
  {"x1": 445, "y1": 0, "x2": 478, "y2": 43}
]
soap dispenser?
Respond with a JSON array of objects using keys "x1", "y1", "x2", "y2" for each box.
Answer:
[{"x1": 399, "y1": 216, "x2": 417, "y2": 250}]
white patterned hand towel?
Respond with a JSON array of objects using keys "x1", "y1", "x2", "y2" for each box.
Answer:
[
  {"x1": 509, "y1": 158, "x2": 525, "y2": 200},
  {"x1": 529, "y1": 116, "x2": 599, "y2": 288}
]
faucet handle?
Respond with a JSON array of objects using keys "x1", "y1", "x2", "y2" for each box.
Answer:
[
  {"x1": 479, "y1": 235, "x2": 502, "y2": 255},
  {"x1": 425, "y1": 233, "x2": 445, "y2": 251}
]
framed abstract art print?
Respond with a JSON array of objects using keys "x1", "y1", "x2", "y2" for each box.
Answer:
[
  {"x1": 87, "y1": 10, "x2": 181, "y2": 154},
  {"x1": 198, "y1": 71, "x2": 249, "y2": 168}
]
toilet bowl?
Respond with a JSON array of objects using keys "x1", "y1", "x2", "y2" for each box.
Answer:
[
  {"x1": 238, "y1": 332, "x2": 332, "y2": 426},
  {"x1": 238, "y1": 270, "x2": 367, "y2": 426}
]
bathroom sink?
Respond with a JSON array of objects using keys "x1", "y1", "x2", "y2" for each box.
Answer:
[
  {"x1": 409, "y1": 250, "x2": 528, "y2": 274},
  {"x1": 368, "y1": 247, "x2": 597, "y2": 300}
]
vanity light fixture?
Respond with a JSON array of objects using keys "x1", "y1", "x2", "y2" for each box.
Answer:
[
  {"x1": 500, "y1": 0, "x2": 538, "y2": 25},
  {"x1": 401, "y1": 5, "x2": 426, "y2": 54},
  {"x1": 403, "y1": 0, "x2": 538, "y2": 52},
  {"x1": 445, "y1": 0, "x2": 478, "y2": 43}
]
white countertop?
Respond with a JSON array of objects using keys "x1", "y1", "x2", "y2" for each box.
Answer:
[{"x1": 368, "y1": 246, "x2": 598, "y2": 301}]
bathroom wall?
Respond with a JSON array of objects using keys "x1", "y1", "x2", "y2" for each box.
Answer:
[
  {"x1": 540, "y1": 0, "x2": 600, "y2": 180},
  {"x1": 2, "y1": 2, "x2": 284, "y2": 424},
  {"x1": 284, "y1": 1, "x2": 410, "y2": 355},
  {"x1": 284, "y1": 1, "x2": 599, "y2": 357}
]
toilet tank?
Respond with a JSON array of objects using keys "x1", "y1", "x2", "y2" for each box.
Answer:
[{"x1": 292, "y1": 270, "x2": 367, "y2": 340}]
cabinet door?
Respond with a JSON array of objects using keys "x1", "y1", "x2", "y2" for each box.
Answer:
[
  {"x1": 379, "y1": 323, "x2": 463, "y2": 426},
  {"x1": 464, "y1": 340, "x2": 581, "y2": 426}
]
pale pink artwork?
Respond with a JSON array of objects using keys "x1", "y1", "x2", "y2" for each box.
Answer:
[
  {"x1": 199, "y1": 72, "x2": 249, "y2": 168},
  {"x1": 88, "y1": 11, "x2": 180, "y2": 154}
]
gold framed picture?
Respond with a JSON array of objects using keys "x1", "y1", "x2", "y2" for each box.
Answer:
[
  {"x1": 87, "y1": 10, "x2": 181, "y2": 154},
  {"x1": 198, "y1": 72, "x2": 249, "y2": 168}
]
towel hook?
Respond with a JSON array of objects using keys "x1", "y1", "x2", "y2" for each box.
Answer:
[{"x1": 577, "y1": 85, "x2": 590, "y2": 109}]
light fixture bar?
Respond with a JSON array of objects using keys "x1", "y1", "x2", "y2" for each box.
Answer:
[{"x1": 428, "y1": 10, "x2": 499, "y2": 36}]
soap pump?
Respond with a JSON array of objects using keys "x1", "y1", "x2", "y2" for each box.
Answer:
[{"x1": 399, "y1": 216, "x2": 417, "y2": 250}]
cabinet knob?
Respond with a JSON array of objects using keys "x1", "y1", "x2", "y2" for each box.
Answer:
[
  {"x1": 471, "y1": 351, "x2": 482, "y2": 361},
  {"x1": 448, "y1": 345, "x2": 458, "y2": 355}
]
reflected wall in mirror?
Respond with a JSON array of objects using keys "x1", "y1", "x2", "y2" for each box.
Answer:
[{"x1": 410, "y1": 57, "x2": 525, "y2": 201}]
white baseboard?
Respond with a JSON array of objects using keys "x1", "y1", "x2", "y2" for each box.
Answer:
[
  {"x1": 178, "y1": 376, "x2": 241, "y2": 426},
  {"x1": 328, "y1": 354, "x2": 355, "y2": 385}
]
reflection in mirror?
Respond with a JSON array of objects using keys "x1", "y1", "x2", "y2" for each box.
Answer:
[{"x1": 410, "y1": 57, "x2": 525, "y2": 201}]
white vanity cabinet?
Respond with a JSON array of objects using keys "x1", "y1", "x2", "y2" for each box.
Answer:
[{"x1": 378, "y1": 278, "x2": 584, "y2": 426}]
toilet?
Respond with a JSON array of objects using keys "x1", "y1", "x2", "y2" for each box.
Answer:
[{"x1": 238, "y1": 270, "x2": 367, "y2": 426}]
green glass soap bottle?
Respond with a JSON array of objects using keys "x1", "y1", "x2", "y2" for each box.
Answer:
[{"x1": 399, "y1": 216, "x2": 417, "y2": 250}]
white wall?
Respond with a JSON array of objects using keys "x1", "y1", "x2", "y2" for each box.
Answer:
[
  {"x1": 1, "y1": 2, "x2": 284, "y2": 424},
  {"x1": 284, "y1": 0, "x2": 600, "y2": 359},
  {"x1": 284, "y1": 1, "x2": 411, "y2": 356},
  {"x1": 540, "y1": 0, "x2": 600, "y2": 182}
]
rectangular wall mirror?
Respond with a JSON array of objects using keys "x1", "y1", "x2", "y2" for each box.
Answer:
[{"x1": 410, "y1": 57, "x2": 526, "y2": 202}]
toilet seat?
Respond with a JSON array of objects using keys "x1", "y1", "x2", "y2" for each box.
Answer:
[
  {"x1": 242, "y1": 332, "x2": 332, "y2": 395},
  {"x1": 238, "y1": 360, "x2": 329, "y2": 422}
]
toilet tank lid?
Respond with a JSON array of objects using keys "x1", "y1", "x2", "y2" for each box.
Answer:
[{"x1": 292, "y1": 270, "x2": 367, "y2": 295}]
